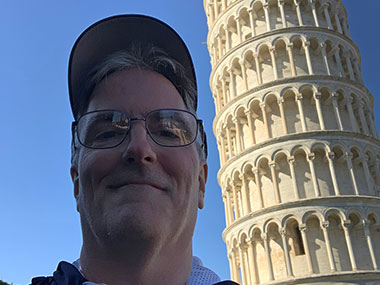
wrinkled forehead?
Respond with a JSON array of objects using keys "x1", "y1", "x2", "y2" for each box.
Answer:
[{"x1": 86, "y1": 69, "x2": 188, "y2": 116}]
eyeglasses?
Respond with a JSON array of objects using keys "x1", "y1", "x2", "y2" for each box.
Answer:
[{"x1": 72, "y1": 109, "x2": 203, "y2": 149}]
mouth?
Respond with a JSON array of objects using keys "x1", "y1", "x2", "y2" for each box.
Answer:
[{"x1": 109, "y1": 182, "x2": 166, "y2": 191}]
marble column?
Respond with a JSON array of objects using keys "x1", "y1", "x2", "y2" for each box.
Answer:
[
  {"x1": 262, "y1": 233, "x2": 275, "y2": 281},
  {"x1": 254, "y1": 54, "x2": 263, "y2": 85},
  {"x1": 269, "y1": 162, "x2": 281, "y2": 204},
  {"x1": 294, "y1": 0, "x2": 303, "y2": 26},
  {"x1": 263, "y1": 4, "x2": 271, "y2": 32},
  {"x1": 254, "y1": 168, "x2": 264, "y2": 208},
  {"x1": 278, "y1": 98, "x2": 288, "y2": 134},
  {"x1": 299, "y1": 224, "x2": 314, "y2": 274},
  {"x1": 343, "y1": 221, "x2": 357, "y2": 271},
  {"x1": 240, "y1": 59, "x2": 248, "y2": 91},
  {"x1": 321, "y1": 42, "x2": 331, "y2": 75},
  {"x1": 225, "y1": 26, "x2": 231, "y2": 50},
  {"x1": 327, "y1": 152, "x2": 340, "y2": 196},
  {"x1": 314, "y1": 92, "x2": 325, "y2": 130},
  {"x1": 240, "y1": 173, "x2": 251, "y2": 215},
  {"x1": 288, "y1": 156, "x2": 300, "y2": 200},
  {"x1": 358, "y1": 101, "x2": 370, "y2": 135},
  {"x1": 280, "y1": 228, "x2": 294, "y2": 277},
  {"x1": 233, "y1": 117, "x2": 242, "y2": 153},
  {"x1": 228, "y1": 68, "x2": 237, "y2": 99},
  {"x1": 311, "y1": 1, "x2": 319, "y2": 27},
  {"x1": 287, "y1": 43, "x2": 297, "y2": 76},
  {"x1": 331, "y1": 92, "x2": 343, "y2": 130},
  {"x1": 346, "y1": 97, "x2": 359, "y2": 132},
  {"x1": 345, "y1": 152, "x2": 359, "y2": 196},
  {"x1": 278, "y1": 0, "x2": 287, "y2": 28},
  {"x1": 246, "y1": 238, "x2": 259, "y2": 284},
  {"x1": 322, "y1": 221, "x2": 337, "y2": 272},
  {"x1": 335, "y1": 14, "x2": 343, "y2": 33},
  {"x1": 248, "y1": 8, "x2": 256, "y2": 37},
  {"x1": 245, "y1": 109, "x2": 256, "y2": 144},
  {"x1": 260, "y1": 102, "x2": 271, "y2": 139},
  {"x1": 322, "y1": 3, "x2": 333, "y2": 30},
  {"x1": 226, "y1": 190, "x2": 234, "y2": 225},
  {"x1": 304, "y1": 41, "x2": 314, "y2": 75},
  {"x1": 308, "y1": 153, "x2": 321, "y2": 197},
  {"x1": 363, "y1": 220, "x2": 378, "y2": 270},
  {"x1": 270, "y1": 47, "x2": 279, "y2": 80},
  {"x1": 296, "y1": 94, "x2": 308, "y2": 131},
  {"x1": 235, "y1": 16, "x2": 242, "y2": 44}
]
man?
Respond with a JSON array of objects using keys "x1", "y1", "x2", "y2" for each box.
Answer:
[{"x1": 31, "y1": 15, "x2": 238, "y2": 285}]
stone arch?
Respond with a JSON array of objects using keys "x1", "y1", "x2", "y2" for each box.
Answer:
[
  {"x1": 290, "y1": 35, "x2": 308, "y2": 75},
  {"x1": 310, "y1": 142, "x2": 335, "y2": 197},
  {"x1": 227, "y1": 15, "x2": 240, "y2": 48},
  {"x1": 350, "y1": 145, "x2": 371, "y2": 196},
  {"x1": 331, "y1": 143, "x2": 353, "y2": 195},
  {"x1": 243, "y1": 49, "x2": 260, "y2": 89},
  {"x1": 300, "y1": 84, "x2": 320, "y2": 131},
  {"x1": 293, "y1": 146, "x2": 314, "y2": 199},
  {"x1": 282, "y1": 87, "x2": 302, "y2": 134},
  {"x1": 274, "y1": 37, "x2": 291, "y2": 79},
  {"x1": 257, "y1": 43, "x2": 275, "y2": 83},
  {"x1": 325, "y1": 209, "x2": 352, "y2": 271},
  {"x1": 264, "y1": 92, "x2": 283, "y2": 138},
  {"x1": 257, "y1": 156, "x2": 276, "y2": 207},
  {"x1": 273, "y1": 150, "x2": 295, "y2": 202},
  {"x1": 252, "y1": 0, "x2": 267, "y2": 36},
  {"x1": 365, "y1": 148, "x2": 379, "y2": 194},
  {"x1": 320, "y1": 86, "x2": 339, "y2": 130},
  {"x1": 249, "y1": 98, "x2": 267, "y2": 144}
]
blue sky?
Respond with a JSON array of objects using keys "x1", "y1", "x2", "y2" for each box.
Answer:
[{"x1": 0, "y1": 1, "x2": 379, "y2": 284}]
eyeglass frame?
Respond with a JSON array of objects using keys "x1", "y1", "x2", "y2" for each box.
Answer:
[{"x1": 71, "y1": 108, "x2": 207, "y2": 155}]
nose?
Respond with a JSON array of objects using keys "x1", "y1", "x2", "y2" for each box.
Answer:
[{"x1": 121, "y1": 120, "x2": 157, "y2": 165}]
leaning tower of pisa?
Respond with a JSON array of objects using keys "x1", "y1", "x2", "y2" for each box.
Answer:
[{"x1": 204, "y1": 0, "x2": 380, "y2": 284}]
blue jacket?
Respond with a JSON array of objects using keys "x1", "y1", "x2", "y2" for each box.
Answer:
[{"x1": 31, "y1": 261, "x2": 239, "y2": 285}]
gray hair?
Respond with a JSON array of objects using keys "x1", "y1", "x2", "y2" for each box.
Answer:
[{"x1": 71, "y1": 44, "x2": 206, "y2": 165}]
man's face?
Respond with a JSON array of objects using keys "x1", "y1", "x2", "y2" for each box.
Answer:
[{"x1": 71, "y1": 69, "x2": 207, "y2": 249}]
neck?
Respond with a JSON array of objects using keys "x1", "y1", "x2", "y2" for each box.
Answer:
[{"x1": 79, "y1": 237, "x2": 193, "y2": 285}]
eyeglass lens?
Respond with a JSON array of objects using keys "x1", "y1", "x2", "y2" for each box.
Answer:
[{"x1": 77, "y1": 109, "x2": 198, "y2": 149}]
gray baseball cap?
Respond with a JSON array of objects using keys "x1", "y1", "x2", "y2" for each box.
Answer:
[{"x1": 68, "y1": 14, "x2": 198, "y2": 120}]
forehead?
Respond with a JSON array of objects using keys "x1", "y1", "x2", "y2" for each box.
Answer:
[{"x1": 87, "y1": 69, "x2": 187, "y2": 115}]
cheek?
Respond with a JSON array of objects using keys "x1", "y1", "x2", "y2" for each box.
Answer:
[{"x1": 78, "y1": 150, "x2": 121, "y2": 191}]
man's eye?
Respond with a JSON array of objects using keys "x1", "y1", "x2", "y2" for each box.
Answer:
[
  {"x1": 95, "y1": 130, "x2": 122, "y2": 140},
  {"x1": 158, "y1": 129, "x2": 180, "y2": 139}
]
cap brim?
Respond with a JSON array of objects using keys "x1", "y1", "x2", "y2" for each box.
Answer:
[{"x1": 68, "y1": 14, "x2": 197, "y2": 120}]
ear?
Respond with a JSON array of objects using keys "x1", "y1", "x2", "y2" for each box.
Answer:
[
  {"x1": 70, "y1": 164, "x2": 80, "y2": 212},
  {"x1": 198, "y1": 161, "x2": 208, "y2": 209}
]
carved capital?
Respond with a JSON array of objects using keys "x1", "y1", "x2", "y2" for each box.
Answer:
[
  {"x1": 320, "y1": 42, "x2": 326, "y2": 49},
  {"x1": 322, "y1": 221, "x2": 330, "y2": 229},
  {"x1": 343, "y1": 220, "x2": 352, "y2": 229},
  {"x1": 299, "y1": 224, "x2": 307, "y2": 232},
  {"x1": 296, "y1": 94, "x2": 303, "y2": 101},
  {"x1": 287, "y1": 43, "x2": 294, "y2": 49},
  {"x1": 261, "y1": 233, "x2": 268, "y2": 241},
  {"x1": 278, "y1": 0, "x2": 285, "y2": 5},
  {"x1": 308, "y1": 152, "x2": 316, "y2": 161},
  {"x1": 288, "y1": 156, "x2": 295, "y2": 165},
  {"x1": 269, "y1": 46, "x2": 276, "y2": 54},
  {"x1": 314, "y1": 92, "x2": 322, "y2": 100},
  {"x1": 331, "y1": 92, "x2": 339, "y2": 98},
  {"x1": 269, "y1": 162, "x2": 277, "y2": 169},
  {"x1": 345, "y1": 151, "x2": 353, "y2": 160},
  {"x1": 303, "y1": 41, "x2": 310, "y2": 48},
  {"x1": 259, "y1": 102, "x2": 266, "y2": 110},
  {"x1": 328, "y1": 152, "x2": 335, "y2": 160},
  {"x1": 278, "y1": 98, "x2": 285, "y2": 105},
  {"x1": 280, "y1": 228, "x2": 287, "y2": 236}
]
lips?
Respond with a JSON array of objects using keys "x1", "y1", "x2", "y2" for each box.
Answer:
[{"x1": 109, "y1": 181, "x2": 166, "y2": 191}]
